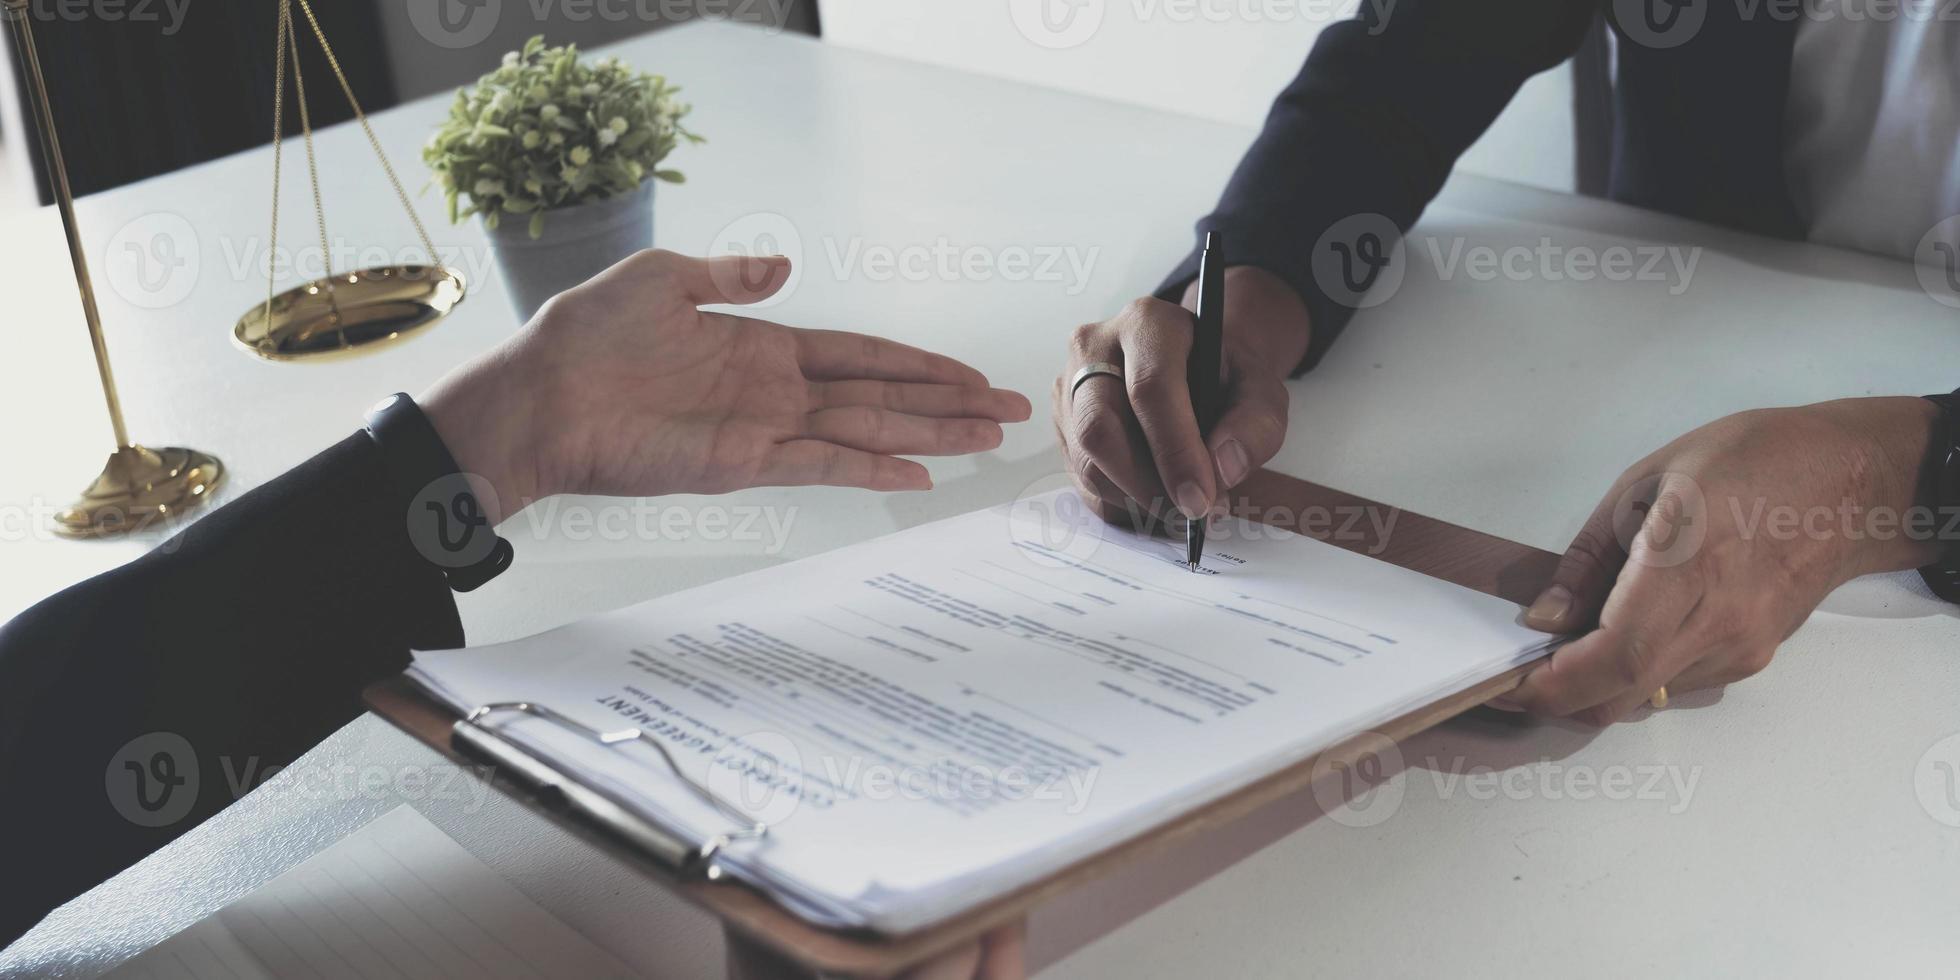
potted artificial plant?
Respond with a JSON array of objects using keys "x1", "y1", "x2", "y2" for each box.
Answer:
[{"x1": 425, "y1": 35, "x2": 700, "y2": 320}]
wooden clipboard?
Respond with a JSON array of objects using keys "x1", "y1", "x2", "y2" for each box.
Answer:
[{"x1": 364, "y1": 469, "x2": 1560, "y2": 978}]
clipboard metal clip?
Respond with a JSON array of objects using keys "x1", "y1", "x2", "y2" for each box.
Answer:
[{"x1": 453, "y1": 701, "x2": 768, "y2": 880}]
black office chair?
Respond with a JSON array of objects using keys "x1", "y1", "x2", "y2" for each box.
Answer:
[
  {"x1": 3, "y1": 0, "x2": 395, "y2": 204},
  {"x1": 1572, "y1": 11, "x2": 1615, "y2": 199}
]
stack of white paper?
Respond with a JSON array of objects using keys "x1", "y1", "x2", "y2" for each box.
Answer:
[{"x1": 409, "y1": 492, "x2": 1555, "y2": 933}]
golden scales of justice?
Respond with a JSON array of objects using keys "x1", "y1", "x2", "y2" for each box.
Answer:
[{"x1": 9, "y1": 0, "x2": 465, "y2": 537}]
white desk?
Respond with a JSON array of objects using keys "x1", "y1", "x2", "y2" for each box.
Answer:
[{"x1": 3, "y1": 21, "x2": 1957, "y2": 980}]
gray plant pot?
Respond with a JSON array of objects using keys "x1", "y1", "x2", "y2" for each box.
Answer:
[{"x1": 484, "y1": 181, "x2": 655, "y2": 322}]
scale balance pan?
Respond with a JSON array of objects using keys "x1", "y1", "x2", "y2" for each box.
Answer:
[{"x1": 234, "y1": 264, "x2": 467, "y2": 361}]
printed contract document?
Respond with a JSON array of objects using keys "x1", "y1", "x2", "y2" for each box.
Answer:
[{"x1": 409, "y1": 493, "x2": 1555, "y2": 933}]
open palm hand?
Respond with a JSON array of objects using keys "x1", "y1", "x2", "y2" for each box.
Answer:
[{"x1": 425, "y1": 251, "x2": 1031, "y2": 521}]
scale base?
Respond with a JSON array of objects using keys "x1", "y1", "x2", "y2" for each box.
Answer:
[{"x1": 55, "y1": 445, "x2": 226, "y2": 538}]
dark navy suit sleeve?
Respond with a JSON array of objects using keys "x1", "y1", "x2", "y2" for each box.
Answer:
[
  {"x1": 1158, "y1": 0, "x2": 1599, "y2": 373},
  {"x1": 0, "y1": 433, "x2": 463, "y2": 948}
]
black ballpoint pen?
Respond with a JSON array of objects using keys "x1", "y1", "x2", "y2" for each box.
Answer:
[{"x1": 1186, "y1": 231, "x2": 1225, "y2": 572}]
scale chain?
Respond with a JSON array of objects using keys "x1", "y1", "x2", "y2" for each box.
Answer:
[
  {"x1": 292, "y1": 0, "x2": 442, "y2": 263},
  {"x1": 285, "y1": 4, "x2": 331, "y2": 281},
  {"x1": 263, "y1": 0, "x2": 442, "y2": 320},
  {"x1": 262, "y1": 0, "x2": 286, "y2": 324}
]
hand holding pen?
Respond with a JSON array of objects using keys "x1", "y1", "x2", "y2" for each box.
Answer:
[{"x1": 1052, "y1": 238, "x2": 1313, "y2": 557}]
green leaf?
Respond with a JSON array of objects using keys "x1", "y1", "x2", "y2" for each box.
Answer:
[
  {"x1": 529, "y1": 212, "x2": 547, "y2": 239},
  {"x1": 427, "y1": 36, "x2": 699, "y2": 227}
]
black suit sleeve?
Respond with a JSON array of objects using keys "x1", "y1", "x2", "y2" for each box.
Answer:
[
  {"x1": 1156, "y1": 0, "x2": 1599, "y2": 373},
  {"x1": 0, "y1": 433, "x2": 463, "y2": 948}
]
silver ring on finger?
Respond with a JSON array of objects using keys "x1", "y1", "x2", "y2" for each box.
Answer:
[{"x1": 1069, "y1": 361, "x2": 1123, "y2": 404}]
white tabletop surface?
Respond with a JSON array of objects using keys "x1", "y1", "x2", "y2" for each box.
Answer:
[{"x1": 3, "y1": 20, "x2": 1958, "y2": 980}]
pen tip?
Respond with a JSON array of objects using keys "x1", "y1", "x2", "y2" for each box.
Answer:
[{"x1": 1187, "y1": 560, "x2": 1200, "y2": 573}]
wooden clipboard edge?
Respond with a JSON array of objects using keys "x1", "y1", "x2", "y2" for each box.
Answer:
[{"x1": 364, "y1": 470, "x2": 1560, "y2": 977}]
